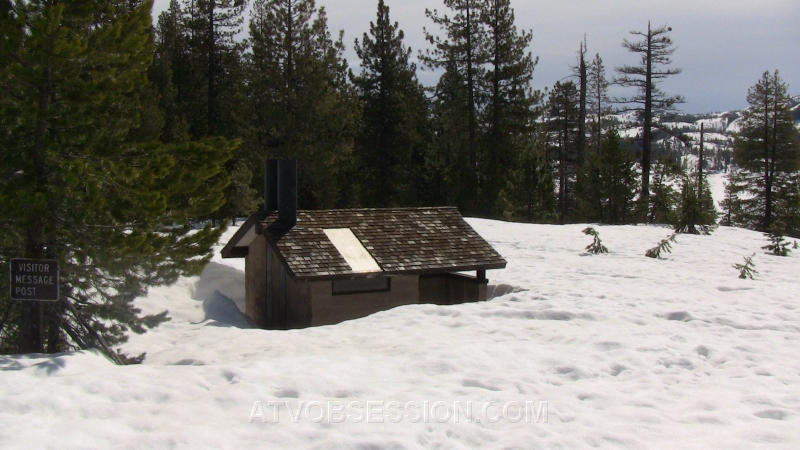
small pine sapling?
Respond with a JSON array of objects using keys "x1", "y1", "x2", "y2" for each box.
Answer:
[
  {"x1": 794, "y1": 241, "x2": 799, "y2": 250},
  {"x1": 673, "y1": 170, "x2": 717, "y2": 235},
  {"x1": 645, "y1": 233, "x2": 677, "y2": 258},
  {"x1": 733, "y1": 254, "x2": 758, "y2": 279},
  {"x1": 762, "y1": 221, "x2": 791, "y2": 256},
  {"x1": 582, "y1": 227, "x2": 609, "y2": 254}
]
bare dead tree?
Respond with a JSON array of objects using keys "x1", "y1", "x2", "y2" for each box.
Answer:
[{"x1": 614, "y1": 22, "x2": 684, "y2": 218}]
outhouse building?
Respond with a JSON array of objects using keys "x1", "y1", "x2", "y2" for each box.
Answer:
[{"x1": 221, "y1": 160, "x2": 506, "y2": 329}]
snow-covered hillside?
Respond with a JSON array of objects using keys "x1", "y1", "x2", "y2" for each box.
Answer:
[{"x1": 2, "y1": 212, "x2": 799, "y2": 448}]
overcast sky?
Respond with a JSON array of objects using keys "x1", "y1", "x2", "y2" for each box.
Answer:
[{"x1": 152, "y1": 0, "x2": 799, "y2": 114}]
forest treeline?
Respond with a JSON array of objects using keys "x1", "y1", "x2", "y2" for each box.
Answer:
[
  {"x1": 152, "y1": 0, "x2": 799, "y2": 233},
  {"x1": 1, "y1": 0, "x2": 798, "y2": 356}
]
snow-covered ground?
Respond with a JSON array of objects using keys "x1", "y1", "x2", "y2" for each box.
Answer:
[
  {"x1": 2, "y1": 205, "x2": 799, "y2": 448},
  {"x1": 710, "y1": 172, "x2": 728, "y2": 210}
]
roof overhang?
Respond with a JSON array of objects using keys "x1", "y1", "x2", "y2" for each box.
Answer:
[
  {"x1": 220, "y1": 215, "x2": 262, "y2": 258},
  {"x1": 287, "y1": 262, "x2": 507, "y2": 282}
]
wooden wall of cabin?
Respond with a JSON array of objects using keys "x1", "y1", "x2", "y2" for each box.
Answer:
[
  {"x1": 245, "y1": 235, "x2": 290, "y2": 329},
  {"x1": 249, "y1": 247, "x2": 490, "y2": 329},
  {"x1": 419, "y1": 273, "x2": 488, "y2": 305},
  {"x1": 286, "y1": 275, "x2": 420, "y2": 327},
  {"x1": 245, "y1": 235, "x2": 268, "y2": 327}
]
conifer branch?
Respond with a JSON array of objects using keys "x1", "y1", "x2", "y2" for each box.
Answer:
[
  {"x1": 733, "y1": 254, "x2": 758, "y2": 280},
  {"x1": 63, "y1": 295, "x2": 124, "y2": 365},
  {"x1": 645, "y1": 233, "x2": 677, "y2": 258},
  {"x1": 762, "y1": 222, "x2": 791, "y2": 256},
  {"x1": 582, "y1": 227, "x2": 608, "y2": 254}
]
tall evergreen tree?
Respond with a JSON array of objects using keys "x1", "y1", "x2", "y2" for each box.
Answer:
[
  {"x1": 478, "y1": 0, "x2": 538, "y2": 216},
  {"x1": 201, "y1": 0, "x2": 247, "y2": 137},
  {"x1": 674, "y1": 167, "x2": 717, "y2": 235},
  {"x1": 0, "y1": 0, "x2": 234, "y2": 356},
  {"x1": 153, "y1": 0, "x2": 246, "y2": 140},
  {"x1": 718, "y1": 167, "x2": 746, "y2": 227},
  {"x1": 648, "y1": 156, "x2": 679, "y2": 224},
  {"x1": 351, "y1": 0, "x2": 430, "y2": 208},
  {"x1": 245, "y1": 0, "x2": 358, "y2": 209},
  {"x1": 548, "y1": 81, "x2": 581, "y2": 224},
  {"x1": 615, "y1": 22, "x2": 683, "y2": 217},
  {"x1": 428, "y1": 58, "x2": 474, "y2": 208},
  {"x1": 733, "y1": 70, "x2": 800, "y2": 235},
  {"x1": 569, "y1": 38, "x2": 588, "y2": 167},
  {"x1": 151, "y1": 0, "x2": 191, "y2": 142},
  {"x1": 587, "y1": 53, "x2": 612, "y2": 152},
  {"x1": 499, "y1": 130, "x2": 555, "y2": 223},
  {"x1": 422, "y1": 0, "x2": 485, "y2": 212},
  {"x1": 229, "y1": 159, "x2": 261, "y2": 224},
  {"x1": 579, "y1": 130, "x2": 638, "y2": 224}
]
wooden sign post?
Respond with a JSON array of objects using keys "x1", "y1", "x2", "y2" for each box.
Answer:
[{"x1": 10, "y1": 258, "x2": 59, "y2": 353}]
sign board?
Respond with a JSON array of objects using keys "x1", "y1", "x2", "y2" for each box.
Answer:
[{"x1": 10, "y1": 258, "x2": 59, "y2": 301}]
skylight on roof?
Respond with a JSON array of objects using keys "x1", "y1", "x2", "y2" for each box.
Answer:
[{"x1": 322, "y1": 228, "x2": 382, "y2": 273}]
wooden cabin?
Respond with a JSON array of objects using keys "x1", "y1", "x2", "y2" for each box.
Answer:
[{"x1": 221, "y1": 160, "x2": 506, "y2": 329}]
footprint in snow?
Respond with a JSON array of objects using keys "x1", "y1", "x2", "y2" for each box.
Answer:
[
  {"x1": 462, "y1": 379, "x2": 501, "y2": 391},
  {"x1": 274, "y1": 388, "x2": 299, "y2": 398},
  {"x1": 755, "y1": 409, "x2": 788, "y2": 420},
  {"x1": 665, "y1": 311, "x2": 693, "y2": 321}
]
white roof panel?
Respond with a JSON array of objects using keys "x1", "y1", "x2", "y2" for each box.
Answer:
[{"x1": 323, "y1": 228, "x2": 382, "y2": 273}]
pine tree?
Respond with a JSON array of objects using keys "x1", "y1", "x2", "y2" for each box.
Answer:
[
  {"x1": 586, "y1": 53, "x2": 612, "y2": 152},
  {"x1": 423, "y1": 0, "x2": 484, "y2": 171},
  {"x1": 548, "y1": 81, "x2": 581, "y2": 224},
  {"x1": 0, "y1": 0, "x2": 234, "y2": 356},
  {"x1": 245, "y1": 0, "x2": 358, "y2": 209},
  {"x1": 229, "y1": 160, "x2": 261, "y2": 225},
  {"x1": 582, "y1": 227, "x2": 608, "y2": 254},
  {"x1": 783, "y1": 172, "x2": 800, "y2": 237},
  {"x1": 733, "y1": 71, "x2": 800, "y2": 235},
  {"x1": 201, "y1": 0, "x2": 247, "y2": 137},
  {"x1": 429, "y1": 60, "x2": 477, "y2": 209},
  {"x1": 478, "y1": 0, "x2": 538, "y2": 216},
  {"x1": 718, "y1": 166, "x2": 746, "y2": 227},
  {"x1": 153, "y1": 0, "x2": 246, "y2": 140},
  {"x1": 569, "y1": 38, "x2": 588, "y2": 167},
  {"x1": 579, "y1": 130, "x2": 638, "y2": 224},
  {"x1": 673, "y1": 168, "x2": 717, "y2": 235},
  {"x1": 762, "y1": 221, "x2": 792, "y2": 256},
  {"x1": 152, "y1": 0, "x2": 191, "y2": 143},
  {"x1": 153, "y1": 0, "x2": 248, "y2": 227},
  {"x1": 615, "y1": 22, "x2": 684, "y2": 217},
  {"x1": 422, "y1": 0, "x2": 486, "y2": 213},
  {"x1": 499, "y1": 130, "x2": 555, "y2": 222},
  {"x1": 648, "y1": 156, "x2": 679, "y2": 224},
  {"x1": 351, "y1": 0, "x2": 430, "y2": 208},
  {"x1": 733, "y1": 254, "x2": 757, "y2": 279}
]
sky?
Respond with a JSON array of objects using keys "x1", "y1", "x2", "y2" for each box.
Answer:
[{"x1": 151, "y1": 0, "x2": 800, "y2": 114}]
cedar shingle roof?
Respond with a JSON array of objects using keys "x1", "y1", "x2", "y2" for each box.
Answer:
[{"x1": 223, "y1": 207, "x2": 506, "y2": 281}]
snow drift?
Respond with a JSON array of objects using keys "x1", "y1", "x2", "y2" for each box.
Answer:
[{"x1": 2, "y1": 210, "x2": 799, "y2": 449}]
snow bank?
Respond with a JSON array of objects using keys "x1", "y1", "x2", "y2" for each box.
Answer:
[{"x1": 2, "y1": 214, "x2": 800, "y2": 448}]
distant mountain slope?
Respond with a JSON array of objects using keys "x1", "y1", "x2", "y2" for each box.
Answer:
[{"x1": 612, "y1": 96, "x2": 799, "y2": 172}]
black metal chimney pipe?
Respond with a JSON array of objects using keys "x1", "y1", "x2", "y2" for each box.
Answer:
[
  {"x1": 264, "y1": 159, "x2": 278, "y2": 215},
  {"x1": 277, "y1": 159, "x2": 297, "y2": 229}
]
